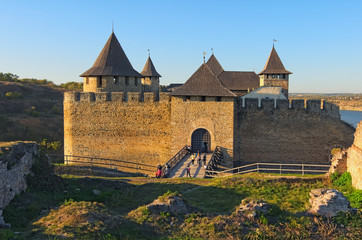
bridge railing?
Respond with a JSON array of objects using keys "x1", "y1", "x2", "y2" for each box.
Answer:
[
  {"x1": 164, "y1": 145, "x2": 189, "y2": 171},
  {"x1": 205, "y1": 162, "x2": 330, "y2": 178},
  {"x1": 204, "y1": 146, "x2": 224, "y2": 177}
]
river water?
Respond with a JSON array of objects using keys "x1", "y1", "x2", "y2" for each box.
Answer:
[{"x1": 340, "y1": 110, "x2": 362, "y2": 128}]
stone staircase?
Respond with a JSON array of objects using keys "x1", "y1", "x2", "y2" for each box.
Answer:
[{"x1": 169, "y1": 153, "x2": 212, "y2": 178}]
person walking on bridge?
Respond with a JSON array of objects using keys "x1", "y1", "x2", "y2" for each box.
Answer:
[{"x1": 186, "y1": 164, "x2": 192, "y2": 178}]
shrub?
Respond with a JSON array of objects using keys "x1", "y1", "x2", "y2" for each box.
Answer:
[
  {"x1": 334, "y1": 172, "x2": 352, "y2": 187},
  {"x1": 5, "y1": 92, "x2": 23, "y2": 99},
  {"x1": 347, "y1": 190, "x2": 362, "y2": 209}
]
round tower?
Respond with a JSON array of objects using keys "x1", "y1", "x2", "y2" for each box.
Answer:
[
  {"x1": 80, "y1": 32, "x2": 142, "y2": 93},
  {"x1": 140, "y1": 55, "x2": 161, "y2": 93},
  {"x1": 258, "y1": 46, "x2": 292, "y2": 98}
]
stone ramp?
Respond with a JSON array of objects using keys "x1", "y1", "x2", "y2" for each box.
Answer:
[{"x1": 170, "y1": 153, "x2": 212, "y2": 178}]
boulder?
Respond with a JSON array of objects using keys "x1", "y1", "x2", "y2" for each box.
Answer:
[
  {"x1": 147, "y1": 195, "x2": 195, "y2": 215},
  {"x1": 236, "y1": 199, "x2": 270, "y2": 219},
  {"x1": 308, "y1": 188, "x2": 356, "y2": 217}
]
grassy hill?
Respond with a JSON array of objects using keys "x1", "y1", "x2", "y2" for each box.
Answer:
[{"x1": 0, "y1": 81, "x2": 65, "y2": 143}]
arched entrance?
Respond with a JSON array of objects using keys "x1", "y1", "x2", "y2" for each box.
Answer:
[{"x1": 191, "y1": 128, "x2": 211, "y2": 153}]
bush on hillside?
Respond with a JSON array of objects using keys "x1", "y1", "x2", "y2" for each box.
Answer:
[
  {"x1": 5, "y1": 92, "x2": 23, "y2": 99},
  {"x1": 58, "y1": 81, "x2": 83, "y2": 91}
]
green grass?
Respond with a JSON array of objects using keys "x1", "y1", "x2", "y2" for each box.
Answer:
[{"x1": 2, "y1": 173, "x2": 361, "y2": 239}]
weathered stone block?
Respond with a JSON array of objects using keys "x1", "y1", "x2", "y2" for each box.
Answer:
[
  {"x1": 128, "y1": 92, "x2": 140, "y2": 102},
  {"x1": 261, "y1": 98, "x2": 274, "y2": 110},
  {"x1": 94, "y1": 92, "x2": 110, "y2": 102},
  {"x1": 64, "y1": 92, "x2": 80, "y2": 102},
  {"x1": 307, "y1": 100, "x2": 321, "y2": 112},
  {"x1": 80, "y1": 92, "x2": 95, "y2": 102},
  {"x1": 276, "y1": 99, "x2": 289, "y2": 109},
  {"x1": 244, "y1": 98, "x2": 258, "y2": 109},
  {"x1": 144, "y1": 92, "x2": 156, "y2": 102},
  {"x1": 111, "y1": 92, "x2": 124, "y2": 101},
  {"x1": 291, "y1": 99, "x2": 305, "y2": 110}
]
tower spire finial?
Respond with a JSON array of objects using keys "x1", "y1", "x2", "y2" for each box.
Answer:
[
  {"x1": 203, "y1": 51, "x2": 206, "y2": 63},
  {"x1": 148, "y1": 49, "x2": 150, "y2": 57},
  {"x1": 211, "y1": 48, "x2": 214, "y2": 54},
  {"x1": 273, "y1": 39, "x2": 277, "y2": 47},
  {"x1": 112, "y1": 20, "x2": 114, "y2": 33}
]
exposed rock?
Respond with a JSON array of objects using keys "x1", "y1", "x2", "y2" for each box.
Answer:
[
  {"x1": 0, "y1": 142, "x2": 39, "y2": 228},
  {"x1": 92, "y1": 189, "x2": 101, "y2": 195},
  {"x1": 308, "y1": 188, "x2": 356, "y2": 217},
  {"x1": 347, "y1": 121, "x2": 362, "y2": 189},
  {"x1": 328, "y1": 148, "x2": 347, "y2": 175},
  {"x1": 146, "y1": 195, "x2": 195, "y2": 215},
  {"x1": 236, "y1": 199, "x2": 270, "y2": 219}
]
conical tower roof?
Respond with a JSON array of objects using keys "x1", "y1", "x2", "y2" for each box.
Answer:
[
  {"x1": 140, "y1": 56, "x2": 161, "y2": 77},
  {"x1": 206, "y1": 54, "x2": 224, "y2": 76},
  {"x1": 171, "y1": 63, "x2": 236, "y2": 97},
  {"x1": 80, "y1": 33, "x2": 142, "y2": 77},
  {"x1": 258, "y1": 46, "x2": 292, "y2": 75}
]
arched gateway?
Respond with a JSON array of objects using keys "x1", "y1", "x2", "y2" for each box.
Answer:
[{"x1": 191, "y1": 128, "x2": 211, "y2": 153}]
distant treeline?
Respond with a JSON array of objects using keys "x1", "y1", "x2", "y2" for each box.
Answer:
[{"x1": 0, "y1": 72, "x2": 82, "y2": 91}]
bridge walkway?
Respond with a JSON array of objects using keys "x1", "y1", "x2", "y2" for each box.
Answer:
[{"x1": 169, "y1": 153, "x2": 212, "y2": 178}]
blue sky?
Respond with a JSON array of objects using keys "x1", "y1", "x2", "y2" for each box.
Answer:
[{"x1": 0, "y1": 0, "x2": 361, "y2": 93}]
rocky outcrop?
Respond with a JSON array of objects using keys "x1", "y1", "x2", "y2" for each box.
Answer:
[
  {"x1": 236, "y1": 199, "x2": 270, "y2": 219},
  {"x1": 0, "y1": 142, "x2": 39, "y2": 228},
  {"x1": 347, "y1": 121, "x2": 362, "y2": 189},
  {"x1": 308, "y1": 188, "x2": 356, "y2": 217},
  {"x1": 146, "y1": 194, "x2": 195, "y2": 215},
  {"x1": 328, "y1": 148, "x2": 347, "y2": 175}
]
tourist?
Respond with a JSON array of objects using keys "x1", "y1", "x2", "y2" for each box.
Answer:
[
  {"x1": 203, "y1": 155, "x2": 206, "y2": 166},
  {"x1": 164, "y1": 163, "x2": 170, "y2": 178},
  {"x1": 190, "y1": 154, "x2": 195, "y2": 165},
  {"x1": 186, "y1": 164, "x2": 191, "y2": 178},
  {"x1": 204, "y1": 142, "x2": 208, "y2": 153},
  {"x1": 156, "y1": 168, "x2": 162, "y2": 178}
]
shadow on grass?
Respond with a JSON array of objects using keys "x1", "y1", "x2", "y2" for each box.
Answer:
[{"x1": 3, "y1": 176, "x2": 320, "y2": 239}]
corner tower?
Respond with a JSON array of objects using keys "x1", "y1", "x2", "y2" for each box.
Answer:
[
  {"x1": 258, "y1": 46, "x2": 292, "y2": 98},
  {"x1": 140, "y1": 55, "x2": 161, "y2": 93},
  {"x1": 80, "y1": 32, "x2": 142, "y2": 93}
]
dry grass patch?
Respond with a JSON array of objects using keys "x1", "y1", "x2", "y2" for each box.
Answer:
[{"x1": 33, "y1": 200, "x2": 120, "y2": 238}]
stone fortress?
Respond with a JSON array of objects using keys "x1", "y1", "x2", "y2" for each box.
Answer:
[{"x1": 64, "y1": 32, "x2": 355, "y2": 174}]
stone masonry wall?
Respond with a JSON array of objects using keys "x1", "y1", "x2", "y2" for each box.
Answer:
[
  {"x1": 347, "y1": 121, "x2": 362, "y2": 189},
  {"x1": 170, "y1": 96, "x2": 234, "y2": 156},
  {"x1": 234, "y1": 98, "x2": 355, "y2": 165},
  {"x1": 64, "y1": 92, "x2": 172, "y2": 175},
  {"x1": 0, "y1": 142, "x2": 39, "y2": 227}
]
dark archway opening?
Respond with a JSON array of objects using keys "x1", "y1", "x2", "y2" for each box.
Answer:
[{"x1": 191, "y1": 128, "x2": 211, "y2": 153}]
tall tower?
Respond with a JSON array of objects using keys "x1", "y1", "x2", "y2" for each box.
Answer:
[
  {"x1": 80, "y1": 32, "x2": 142, "y2": 93},
  {"x1": 140, "y1": 56, "x2": 161, "y2": 93},
  {"x1": 259, "y1": 46, "x2": 292, "y2": 98}
]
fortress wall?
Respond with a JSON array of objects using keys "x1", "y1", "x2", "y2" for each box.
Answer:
[
  {"x1": 234, "y1": 98, "x2": 355, "y2": 165},
  {"x1": 64, "y1": 92, "x2": 172, "y2": 175},
  {"x1": 347, "y1": 121, "x2": 362, "y2": 189},
  {"x1": 170, "y1": 96, "x2": 234, "y2": 156}
]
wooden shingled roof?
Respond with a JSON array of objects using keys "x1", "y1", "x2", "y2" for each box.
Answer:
[
  {"x1": 170, "y1": 63, "x2": 236, "y2": 97},
  {"x1": 258, "y1": 46, "x2": 292, "y2": 75},
  {"x1": 80, "y1": 33, "x2": 142, "y2": 77},
  {"x1": 218, "y1": 71, "x2": 260, "y2": 90},
  {"x1": 206, "y1": 54, "x2": 224, "y2": 76},
  {"x1": 140, "y1": 56, "x2": 161, "y2": 77}
]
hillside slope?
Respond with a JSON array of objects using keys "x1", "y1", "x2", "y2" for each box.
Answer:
[{"x1": 0, "y1": 81, "x2": 64, "y2": 142}]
